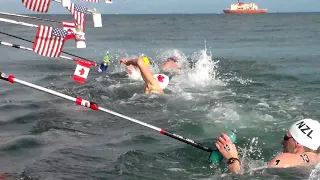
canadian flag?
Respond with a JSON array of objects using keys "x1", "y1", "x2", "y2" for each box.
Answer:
[
  {"x1": 105, "y1": 0, "x2": 112, "y2": 3},
  {"x1": 61, "y1": 21, "x2": 76, "y2": 40},
  {"x1": 73, "y1": 59, "x2": 91, "y2": 83}
]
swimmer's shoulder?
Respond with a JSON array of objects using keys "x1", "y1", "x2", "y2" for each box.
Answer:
[{"x1": 269, "y1": 152, "x2": 319, "y2": 168}]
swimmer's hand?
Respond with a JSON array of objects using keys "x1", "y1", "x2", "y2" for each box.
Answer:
[
  {"x1": 215, "y1": 133, "x2": 239, "y2": 160},
  {"x1": 120, "y1": 58, "x2": 138, "y2": 66},
  {"x1": 215, "y1": 133, "x2": 241, "y2": 174},
  {"x1": 120, "y1": 58, "x2": 128, "y2": 64}
]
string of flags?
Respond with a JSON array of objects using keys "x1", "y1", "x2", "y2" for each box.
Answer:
[{"x1": 0, "y1": 0, "x2": 114, "y2": 83}]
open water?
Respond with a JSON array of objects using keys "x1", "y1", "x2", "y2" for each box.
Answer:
[{"x1": 0, "y1": 13, "x2": 320, "y2": 179}]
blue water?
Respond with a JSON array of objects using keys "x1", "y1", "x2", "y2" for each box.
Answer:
[{"x1": 0, "y1": 13, "x2": 320, "y2": 179}]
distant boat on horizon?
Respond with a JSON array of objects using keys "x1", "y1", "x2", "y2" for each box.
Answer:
[{"x1": 223, "y1": 0, "x2": 267, "y2": 14}]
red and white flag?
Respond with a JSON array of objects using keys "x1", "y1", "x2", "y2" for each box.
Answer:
[
  {"x1": 73, "y1": 59, "x2": 93, "y2": 83},
  {"x1": 61, "y1": 21, "x2": 76, "y2": 40},
  {"x1": 22, "y1": 0, "x2": 51, "y2": 13},
  {"x1": 105, "y1": 0, "x2": 112, "y2": 3},
  {"x1": 81, "y1": 0, "x2": 99, "y2": 2},
  {"x1": 33, "y1": 25, "x2": 68, "y2": 57},
  {"x1": 66, "y1": 3, "x2": 87, "y2": 31}
]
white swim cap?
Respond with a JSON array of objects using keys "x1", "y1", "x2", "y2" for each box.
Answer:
[
  {"x1": 289, "y1": 119, "x2": 320, "y2": 150},
  {"x1": 154, "y1": 74, "x2": 169, "y2": 89}
]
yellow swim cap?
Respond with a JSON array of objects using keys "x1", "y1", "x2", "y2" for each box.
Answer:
[{"x1": 142, "y1": 56, "x2": 149, "y2": 66}]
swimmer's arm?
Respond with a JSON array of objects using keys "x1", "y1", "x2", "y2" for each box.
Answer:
[
  {"x1": 120, "y1": 58, "x2": 138, "y2": 66},
  {"x1": 136, "y1": 58, "x2": 160, "y2": 87},
  {"x1": 227, "y1": 157, "x2": 241, "y2": 174}
]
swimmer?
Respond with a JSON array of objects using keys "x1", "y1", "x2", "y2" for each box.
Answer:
[
  {"x1": 215, "y1": 119, "x2": 320, "y2": 174},
  {"x1": 120, "y1": 56, "x2": 169, "y2": 94},
  {"x1": 161, "y1": 56, "x2": 180, "y2": 71}
]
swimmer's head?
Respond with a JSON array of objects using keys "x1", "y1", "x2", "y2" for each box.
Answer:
[
  {"x1": 154, "y1": 74, "x2": 169, "y2": 89},
  {"x1": 142, "y1": 56, "x2": 150, "y2": 66},
  {"x1": 167, "y1": 56, "x2": 178, "y2": 62},
  {"x1": 288, "y1": 118, "x2": 320, "y2": 150}
]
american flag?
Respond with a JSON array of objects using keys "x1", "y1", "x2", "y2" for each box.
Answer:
[
  {"x1": 22, "y1": 0, "x2": 51, "y2": 13},
  {"x1": 66, "y1": 3, "x2": 87, "y2": 31},
  {"x1": 61, "y1": 21, "x2": 76, "y2": 40},
  {"x1": 81, "y1": 0, "x2": 99, "y2": 2},
  {"x1": 105, "y1": 0, "x2": 113, "y2": 3},
  {"x1": 33, "y1": 25, "x2": 68, "y2": 57}
]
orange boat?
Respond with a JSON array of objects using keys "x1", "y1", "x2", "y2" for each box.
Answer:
[{"x1": 223, "y1": 0, "x2": 267, "y2": 14}]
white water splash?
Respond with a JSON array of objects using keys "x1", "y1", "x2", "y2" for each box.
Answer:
[
  {"x1": 127, "y1": 67, "x2": 143, "y2": 81},
  {"x1": 110, "y1": 49, "x2": 224, "y2": 90},
  {"x1": 187, "y1": 50, "x2": 219, "y2": 85},
  {"x1": 169, "y1": 50, "x2": 224, "y2": 90},
  {"x1": 166, "y1": 168, "x2": 188, "y2": 172},
  {"x1": 206, "y1": 103, "x2": 240, "y2": 123},
  {"x1": 309, "y1": 163, "x2": 320, "y2": 180}
]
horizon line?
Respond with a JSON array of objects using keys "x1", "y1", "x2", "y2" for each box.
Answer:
[{"x1": 19, "y1": 11, "x2": 320, "y2": 15}]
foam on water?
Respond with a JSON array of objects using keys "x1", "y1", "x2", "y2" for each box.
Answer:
[
  {"x1": 103, "y1": 49, "x2": 261, "y2": 134},
  {"x1": 309, "y1": 163, "x2": 320, "y2": 180},
  {"x1": 127, "y1": 67, "x2": 143, "y2": 81},
  {"x1": 95, "y1": 48, "x2": 291, "y2": 138},
  {"x1": 106, "y1": 49, "x2": 227, "y2": 102},
  {"x1": 170, "y1": 49, "x2": 223, "y2": 88}
]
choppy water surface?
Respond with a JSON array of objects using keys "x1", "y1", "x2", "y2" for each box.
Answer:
[{"x1": 0, "y1": 13, "x2": 320, "y2": 179}]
